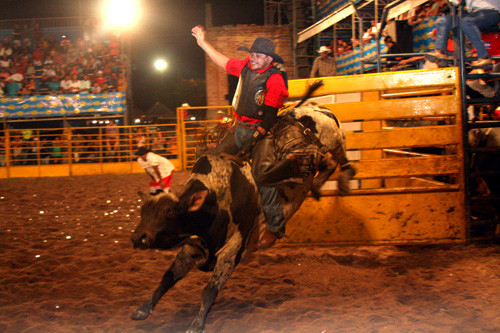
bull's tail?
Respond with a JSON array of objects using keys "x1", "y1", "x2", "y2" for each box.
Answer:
[{"x1": 295, "y1": 80, "x2": 324, "y2": 108}]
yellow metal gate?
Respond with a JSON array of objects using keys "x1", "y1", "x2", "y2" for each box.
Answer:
[
  {"x1": 178, "y1": 68, "x2": 466, "y2": 245},
  {"x1": 286, "y1": 68, "x2": 466, "y2": 244}
]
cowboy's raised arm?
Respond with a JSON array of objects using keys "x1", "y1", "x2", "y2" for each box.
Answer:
[{"x1": 191, "y1": 25, "x2": 229, "y2": 71}]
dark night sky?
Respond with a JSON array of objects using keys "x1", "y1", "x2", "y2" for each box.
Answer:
[{"x1": 0, "y1": 0, "x2": 265, "y2": 111}]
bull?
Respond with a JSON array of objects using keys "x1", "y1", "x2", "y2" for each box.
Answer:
[{"x1": 130, "y1": 103, "x2": 355, "y2": 332}]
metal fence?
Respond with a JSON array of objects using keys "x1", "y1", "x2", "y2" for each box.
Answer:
[{"x1": 0, "y1": 123, "x2": 178, "y2": 170}]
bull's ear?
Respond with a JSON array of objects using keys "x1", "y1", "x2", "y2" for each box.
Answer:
[
  {"x1": 188, "y1": 190, "x2": 209, "y2": 212},
  {"x1": 138, "y1": 190, "x2": 149, "y2": 202}
]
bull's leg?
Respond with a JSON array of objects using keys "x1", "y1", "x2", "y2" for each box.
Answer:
[
  {"x1": 188, "y1": 233, "x2": 243, "y2": 333},
  {"x1": 311, "y1": 155, "x2": 338, "y2": 200},
  {"x1": 333, "y1": 148, "x2": 356, "y2": 196},
  {"x1": 131, "y1": 243, "x2": 203, "y2": 320}
]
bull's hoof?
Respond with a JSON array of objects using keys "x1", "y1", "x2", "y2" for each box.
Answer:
[
  {"x1": 310, "y1": 181, "x2": 322, "y2": 201},
  {"x1": 186, "y1": 328, "x2": 205, "y2": 333},
  {"x1": 338, "y1": 167, "x2": 356, "y2": 196},
  {"x1": 131, "y1": 299, "x2": 153, "y2": 320},
  {"x1": 187, "y1": 318, "x2": 205, "y2": 333}
]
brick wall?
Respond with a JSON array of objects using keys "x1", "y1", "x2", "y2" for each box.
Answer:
[{"x1": 204, "y1": 25, "x2": 293, "y2": 107}]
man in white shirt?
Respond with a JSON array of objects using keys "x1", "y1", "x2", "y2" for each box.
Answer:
[{"x1": 136, "y1": 146, "x2": 175, "y2": 195}]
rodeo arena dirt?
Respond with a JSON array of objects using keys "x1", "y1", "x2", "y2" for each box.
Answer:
[{"x1": 0, "y1": 172, "x2": 499, "y2": 333}]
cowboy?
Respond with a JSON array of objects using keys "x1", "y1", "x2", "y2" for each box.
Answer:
[
  {"x1": 192, "y1": 25, "x2": 295, "y2": 249},
  {"x1": 310, "y1": 45, "x2": 337, "y2": 78}
]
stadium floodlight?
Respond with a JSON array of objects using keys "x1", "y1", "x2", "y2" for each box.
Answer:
[
  {"x1": 102, "y1": 0, "x2": 141, "y2": 30},
  {"x1": 154, "y1": 59, "x2": 168, "y2": 72}
]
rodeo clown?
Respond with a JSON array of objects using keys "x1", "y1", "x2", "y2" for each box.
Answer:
[
  {"x1": 136, "y1": 146, "x2": 175, "y2": 195},
  {"x1": 192, "y1": 25, "x2": 310, "y2": 249}
]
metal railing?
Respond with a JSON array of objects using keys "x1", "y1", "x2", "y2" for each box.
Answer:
[{"x1": 0, "y1": 123, "x2": 179, "y2": 170}]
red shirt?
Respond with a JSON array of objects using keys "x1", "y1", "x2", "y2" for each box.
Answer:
[{"x1": 226, "y1": 57, "x2": 288, "y2": 124}]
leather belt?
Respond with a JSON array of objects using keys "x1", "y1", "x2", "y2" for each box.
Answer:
[{"x1": 235, "y1": 120, "x2": 260, "y2": 130}]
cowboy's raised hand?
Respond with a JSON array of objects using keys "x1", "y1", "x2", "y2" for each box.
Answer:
[{"x1": 191, "y1": 25, "x2": 205, "y2": 45}]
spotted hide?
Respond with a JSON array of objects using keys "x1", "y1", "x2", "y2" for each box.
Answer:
[
  {"x1": 131, "y1": 155, "x2": 261, "y2": 332},
  {"x1": 130, "y1": 103, "x2": 355, "y2": 332}
]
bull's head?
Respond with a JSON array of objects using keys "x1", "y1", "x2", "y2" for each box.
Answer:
[{"x1": 131, "y1": 187, "x2": 210, "y2": 250}]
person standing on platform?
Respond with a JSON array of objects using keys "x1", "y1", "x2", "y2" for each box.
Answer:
[{"x1": 310, "y1": 45, "x2": 337, "y2": 78}]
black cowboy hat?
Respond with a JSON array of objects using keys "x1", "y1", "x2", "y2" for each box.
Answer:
[
  {"x1": 135, "y1": 146, "x2": 150, "y2": 156},
  {"x1": 237, "y1": 37, "x2": 284, "y2": 64}
]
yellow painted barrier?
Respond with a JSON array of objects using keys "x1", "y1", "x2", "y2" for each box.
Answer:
[
  {"x1": 283, "y1": 67, "x2": 466, "y2": 245},
  {"x1": 174, "y1": 68, "x2": 465, "y2": 245}
]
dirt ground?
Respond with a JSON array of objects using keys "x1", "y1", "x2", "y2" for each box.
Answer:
[{"x1": 0, "y1": 172, "x2": 499, "y2": 333}]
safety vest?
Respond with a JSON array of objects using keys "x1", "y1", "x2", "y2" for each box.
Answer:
[{"x1": 235, "y1": 65, "x2": 286, "y2": 121}]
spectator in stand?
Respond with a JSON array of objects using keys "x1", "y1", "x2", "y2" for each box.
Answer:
[
  {"x1": 363, "y1": 20, "x2": 381, "y2": 43},
  {"x1": 8, "y1": 68, "x2": 23, "y2": 83},
  {"x1": 12, "y1": 24, "x2": 22, "y2": 47},
  {"x1": 52, "y1": 49, "x2": 66, "y2": 67},
  {"x1": 69, "y1": 64, "x2": 79, "y2": 76},
  {"x1": 25, "y1": 60, "x2": 36, "y2": 77},
  {"x1": 408, "y1": 5, "x2": 426, "y2": 26},
  {"x1": 335, "y1": 39, "x2": 347, "y2": 55},
  {"x1": 134, "y1": 127, "x2": 147, "y2": 149},
  {"x1": 60, "y1": 74, "x2": 71, "y2": 94},
  {"x1": 107, "y1": 72, "x2": 118, "y2": 91},
  {"x1": 79, "y1": 74, "x2": 91, "y2": 94},
  {"x1": 385, "y1": 36, "x2": 401, "y2": 54},
  {"x1": 0, "y1": 77, "x2": 5, "y2": 97},
  {"x1": 0, "y1": 41, "x2": 13, "y2": 59},
  {"x1": 25, "y1": 78, "x2": 36, "y2": 94},
  {"x1": 426, "y1": 0, "x2": 499, "y2": 69},
  {"x1": 42, "y1": 63, "x2": 57, "y2": 78},
  {"x1": 21, "y1": 24, "x2": 32, "y2": 51},
  {"x1": 47, "y1": 76, "x2": 61, "y2": 94},
  {"x1": 310, "y1": 45, "x2": 337, "y2": 78},
  {"x1": 90, "y1": 80, "x2": 101, "y2": 94},
  {"x1": 0, "y1": 55, "x2": 11, "y2": 69},
  {"x1": 5, "y1": 77, "x2": 21, "y2": 97},
  {"x1": 18, "y1": 82, "x2": 31, "y2": 96},
  {"x1": 32, "y1": 47, "x2": 44, "y2": 64},
  {"x1": 43, "y1": 55, "x2": 54, "y2": 66},
  {"x1": 427, "y1": 0, "x2": 449, "y2": 17},
  {"x1": 68, "y1": 73, "x2": 80, "y2": 94},
  {"x1": 33, "y1": 23, "x2": 42, "y2": 47},
  {"x1": 0, "y1": 68, "x2": 9, "y2": 80},
  {"x1": 117, "y1": 72, "x2": 126, "y2": 92},
  {"x1": 95, "y1": 69, "x2": 106, "y2": 89},
  {"x1": 109, "y1": 38, "x2": 119, "y2": 59}
]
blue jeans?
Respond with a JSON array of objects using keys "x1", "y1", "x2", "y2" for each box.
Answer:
[
  {"x1": 435, "y1": 9, "x2": 500, "y2": 59},
  {"x1": 233, "y1": 126, "x2": 286, "y2": 234}
]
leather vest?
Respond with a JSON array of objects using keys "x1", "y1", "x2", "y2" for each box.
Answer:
[{"x1": 235, "y1": 64, "x2": 285, "y2": 121}]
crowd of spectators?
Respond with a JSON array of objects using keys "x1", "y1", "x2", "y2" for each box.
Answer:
[
  {"x1": 321, "y1": 0, "x2": 451, "y2": 58},
  {"x1": 0, "y1": 22, "x2": 127, "y2": 98},
  {"x1": 0, "y1": 125, "x2": 178, "y2": 166}
]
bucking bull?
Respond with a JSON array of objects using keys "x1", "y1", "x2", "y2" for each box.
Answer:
[{"x1": 130, "y1": 93, "x2": 355, "y2": 332}]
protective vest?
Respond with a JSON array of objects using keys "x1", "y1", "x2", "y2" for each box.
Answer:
[{"x1": 234, "y1": 64, "x2": 286, "y2": 121}]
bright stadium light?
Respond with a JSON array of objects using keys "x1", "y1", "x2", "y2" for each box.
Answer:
[
  {"x1": 154, "y1": 59, "x2": 168, "y2": 72},
  {"x1": 102, "y1": 0, "x2": 141, "y2": 30}
]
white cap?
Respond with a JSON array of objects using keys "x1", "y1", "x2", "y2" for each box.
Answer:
[{"x1": 318, "y1": 45, "x2": 331, "y2": 53}]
